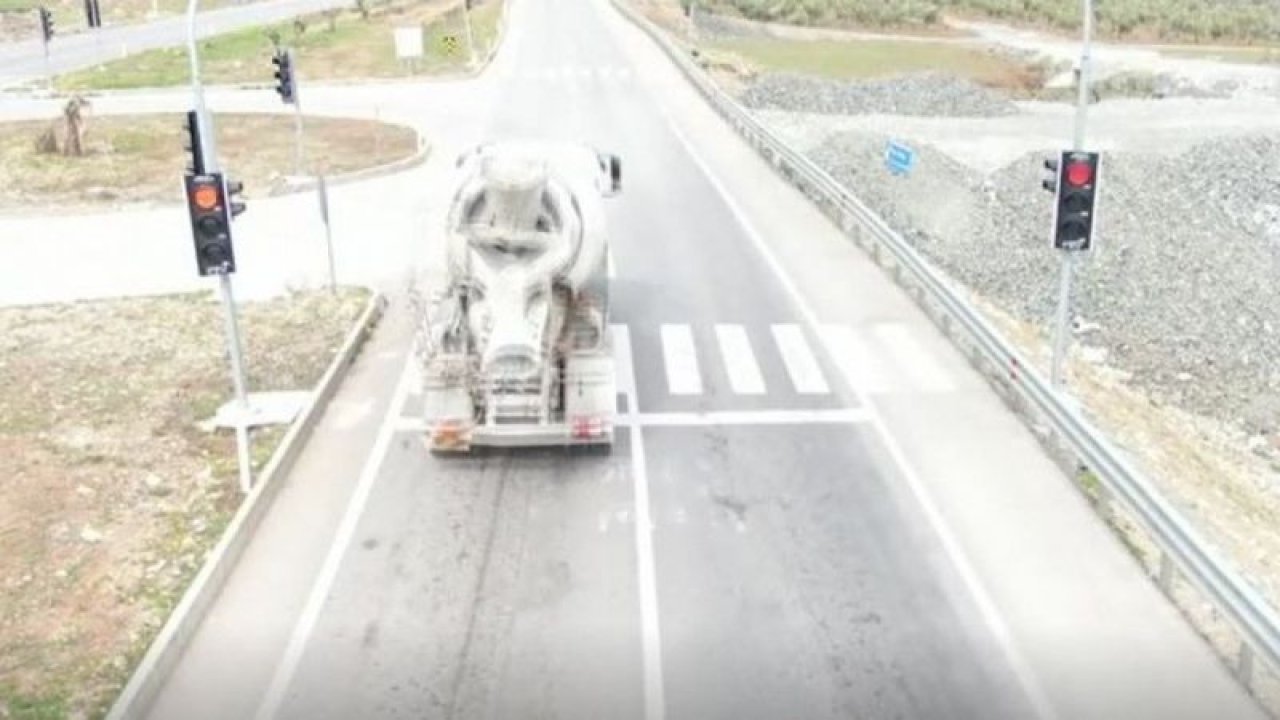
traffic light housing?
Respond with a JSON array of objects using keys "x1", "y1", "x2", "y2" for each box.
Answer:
[
  {"x1": 184, "y1": 173, "x2": 237, "y2": 276},
  {"x1": 84, "y1": 0, "x2": 101, "y2": 28},
  {"x1": 272, "y1": 48, "x2": 295, "y2": 104},
  {"x1": 1046, "y1": 150, "x2": 1101, "y2": 251},
  {"x1": 38, "y1": 6, "x2": 53, "y2": 42},
  {"x1": 226, "y1": 177, "x2": 246, "y2": 219},
  {"x1": 182, "y1": 110, "x2": 205, "y2": 175}
]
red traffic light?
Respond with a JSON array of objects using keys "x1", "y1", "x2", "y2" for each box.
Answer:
[
  {"x1": 1065, "y1": 160, "x2": 1093, "y2": 187},
  {"x1": 191, "y1": 183, "x2": 220, "y2": 210}
]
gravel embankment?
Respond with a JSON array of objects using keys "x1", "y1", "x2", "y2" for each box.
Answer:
[
  {"x1": 736, "y1": 69, "x2": 1280, "y2": 435},
  {"x1": 740, "y1": 71, "x2": 1021, "y2": 117},
  {"x1": 801, "y1": 128, "x2": 1280, "y2": 434}
]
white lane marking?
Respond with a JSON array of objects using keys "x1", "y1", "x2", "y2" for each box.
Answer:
[
  {"x1": 714, "y1": 324, "x2": 766, "y2": 395},
  {"x1": 874, "y1": 324, "x2": 955, "y2": 393},
  {"x1": 820, "y1": 324, "x2": 891, "y2": 394},
  {"x1": 771, "y1": 324, "x2": 830, "y2": 395},
  {"x1": 651, "y1": 102, "x2": 1058, "y2": 720},
  {"x1": 253, "y1": 350, "x2": 417, "y2": 720},
  {"x1": 607, "y1": 247, "x2": 617, "y2": 279},
  {"x1": 614, "y1": 324, "x2": 667, "y2": 720},
  {"x1": 624, "y1": 408, "x2": 868, "y2": 426},
  {"x1": 660, "y1": 324, "x2": 702, "y2": 395}
]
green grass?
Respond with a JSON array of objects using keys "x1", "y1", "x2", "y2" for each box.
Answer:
[
  {"x1": 710, "y1": 35, "x2": 1043, "y2": 90},
  {"x1": 0, "y1": 0, "x2": 38, "y2": 12},
  {"x1": 2, "y1": 689, "x2": 66, "y2": 720},
  {"x1": 57, "y1": 0, "x2": 504, "y2": 90}
]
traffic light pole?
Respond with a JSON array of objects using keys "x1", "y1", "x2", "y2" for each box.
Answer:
[
  {"x1": 463, "y1": 2, "x2": 476, "y2": 66},
  {"x1": 188, "y1": 0, "x2": 254, "y2": 494},
  {"x1": 1050, "y1": 0, "x2": 1093, "y2": 389}
]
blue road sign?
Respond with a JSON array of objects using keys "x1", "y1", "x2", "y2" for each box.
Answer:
[{"x1": 885, "y1": 140, "x2": 915, "y2": 176}]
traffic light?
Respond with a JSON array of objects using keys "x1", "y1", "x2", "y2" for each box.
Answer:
[
  {"x1": 271, "y1": 48, "x2": 295, "y2": 104},
  {"x1": 84, "y1": 0, "x2": 101, "y2": 28},
  {"x1": 1041, "y1": 155, "x2": 1058, "y2": 194},
  {"x1": 226, "y1": 177, "x2": 246, "y2": 219},
  {"x1": 182, "y1": 110, "x2": 205, "y2": 175},
  {"x1": 184, "y1": 172, "x2": 237, "y2": 276},
  {"x1": 1046, "y1": 150, "x2": 1101, "y2": 251},
  {"x1": 38, "y1": 6, "x2": 53, "y2": 42}
]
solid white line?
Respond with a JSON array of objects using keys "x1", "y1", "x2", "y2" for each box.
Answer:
[
  {"x1": 771, "y1": 324, "x2": 830, "y2": 394},
  {"x1": 659, "y1": 324, "x2": 702, "y2": 395},
  {"x1": 714, "y1": 324, "x2": 766, "y2": 395},
  {"x1": 614, "y1": 324, "x2": 667, "y2": 720},
  {"x1": 650, "y1": 99, "x2": 1058, "y2": 720},
  {"x1": 820, "y1": 324, "x2": 891, "y2": 394},
  {"x1": 253, "y1": 350, "x2": 417, "y2": 720},
  {"x1": 607, "y1": 247, "x2": 617, "y2": 279},
  {"x1": 874, "y1": 324, "x2": 955, "y2": 393}
]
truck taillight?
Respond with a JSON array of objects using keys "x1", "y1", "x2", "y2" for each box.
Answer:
[{"x1": 571, "y1": 416, "x2": 609, "y2": 439}]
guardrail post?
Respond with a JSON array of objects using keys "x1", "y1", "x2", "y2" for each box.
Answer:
[
  {"x1": 1158, "y1": 551, "x2": 1176, "y2": 594},
  {"x1": 1239, "y1": 641, "x2": 1255, "y2": 689}
]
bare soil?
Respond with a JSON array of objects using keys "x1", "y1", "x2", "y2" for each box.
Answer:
[
  {"x1": 0, "y1": 112, "x2": 419, "y2": 212},
  {"x1": 0, "y1": 287, "x2": 369, "y2": 719}
]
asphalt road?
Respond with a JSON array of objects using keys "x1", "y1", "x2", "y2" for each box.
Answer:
[
  {"x1": 0, "y1": 0, "x2": 350, "y2": 88},
  {"x1": 137, "y1": 0, "x2": 1272, "y2": 717}
]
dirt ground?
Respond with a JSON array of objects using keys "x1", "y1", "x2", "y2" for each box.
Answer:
[
  {"x1": 0, "y1": 287, "x2": 370, "y2": 719},
  {"x1": 0, "y1": 112, "x2": 419, "y2": 212}
]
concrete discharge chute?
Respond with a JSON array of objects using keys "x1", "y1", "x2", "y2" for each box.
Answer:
[{"x1": 418, "y1": 141, "x2": 621, "y2": 452}]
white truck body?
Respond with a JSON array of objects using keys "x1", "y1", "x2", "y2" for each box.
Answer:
[{"x1": 417, "y1": 141, "x2": 622, "y2": 452}]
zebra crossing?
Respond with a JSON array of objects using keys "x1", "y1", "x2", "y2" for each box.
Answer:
[
  {"x1": 497, "y1": 64, "x2": 635, "y2": 85},
  {"x1": 625, "y1": 322, "x2": 959, "y2": 400}
]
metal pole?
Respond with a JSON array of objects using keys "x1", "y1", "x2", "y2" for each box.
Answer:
[
  {"x1": 463, "y1": 1, "x2": 476, "y2": 66},
  {"x1": 219, "y1": 273, "x2": 254, "y2": 493},
  {"x1": 293, "y1": 98, "x2": 305, "y2": 176},
  {"x1": 189, "y1": 0, "x2": 253, "y2": 492},
  {"x1": 42, "y1": 38, "x2": 51, "y2": 91},
  {"x1": 1050, "y1": 0, "x2": 1092, "y2": 389},
  {"x1": 318, "y1": 174, "x2": 337, "y2": 294}
]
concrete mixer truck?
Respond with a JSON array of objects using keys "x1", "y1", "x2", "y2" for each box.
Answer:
[{"x1": 416, "y1": 141, "x2": 622, "y2": 453}]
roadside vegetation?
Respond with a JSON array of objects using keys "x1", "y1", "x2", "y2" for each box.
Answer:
[
  {"x1": 0, "y1": 288, "x2": 370, "y2": 720},
  {"x1": 687, "y1": 0, "x2": 1280, "y2": 44},
  {"x1": 705, "y1": 35, "x2": 1047, "y2": 91},
  {"x1": 0, "y1": 111, "x2": 419, "y2": 211},
  {"x1": 56, "y1": 0, "x2": 504, "y2": 90}
]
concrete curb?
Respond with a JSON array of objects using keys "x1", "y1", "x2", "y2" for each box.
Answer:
[
  {"x1": 104, "y1": 289, "x2": 388, "y2": 720},
  {"x1": 271, "y1": 133, "x2": 433, "y2": 196}
]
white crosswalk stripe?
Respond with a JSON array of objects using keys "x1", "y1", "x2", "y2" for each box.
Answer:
[
  {"x1": 819, "y1": 324, "x2": 891, "y2": 394},
  {"x1": 771, "y1": 324, "x2": 830, "y2": 395},
  {"x1": 714, "y1": 325, "x2": 766, "y2": 395},
  {"x1": 872, "y1": 324, "x2": 955, "y2": 393},
  {"x1": 660, "y1": 325, "x2": 702, "y2": 395}
]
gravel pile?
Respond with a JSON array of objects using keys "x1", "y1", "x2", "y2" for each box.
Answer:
[
  {"x1": 805, "y1": 129, "x2": 1280, "y2": 433},
  {"x1": 740, "y1": 71, "x2": 1020, "y2": 117}
]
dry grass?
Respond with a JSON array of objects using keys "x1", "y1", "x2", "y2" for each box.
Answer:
[
  {"x1": 970, "y1": 296, "x2": 1280, "y2": 625},
  {"x1": 0, "y1": 287, "x2": 370, "y2": 720},
  {"x1": 0, "y1": 113, "x2": 419, "y2": 212}
]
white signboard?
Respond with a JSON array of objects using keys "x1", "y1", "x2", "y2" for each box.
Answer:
[{"x1": 394, "y1": 26, "x2": 423, "y2": 59}]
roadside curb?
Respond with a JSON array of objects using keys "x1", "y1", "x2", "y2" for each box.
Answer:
[
  {"x1": 271, "y1": 133, "x2": 433, "y2": 196},
  {"x1": 104, "y1": 289, "x2": 388, "y2": 720}
]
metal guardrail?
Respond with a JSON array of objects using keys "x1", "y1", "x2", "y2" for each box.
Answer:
[{"x1": 612, "y1": 0, "x2": 1280, "y2": 701}]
